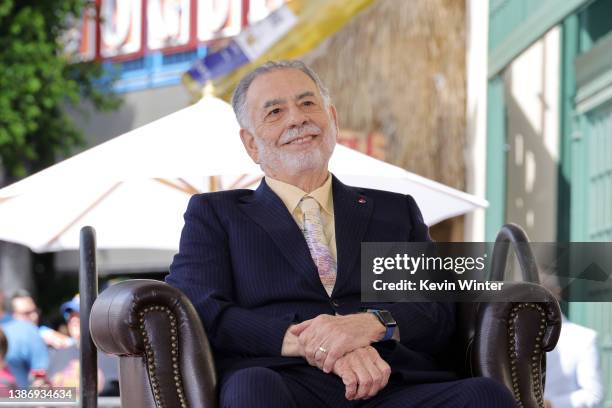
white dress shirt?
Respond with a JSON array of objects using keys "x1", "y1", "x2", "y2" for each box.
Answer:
[{"x1": 544, "y1": 316, "x2": 605, "y2": 408}]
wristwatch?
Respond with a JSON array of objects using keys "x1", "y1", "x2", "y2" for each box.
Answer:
[{"x1": 367, "y1": 309, "x2": 397, "y2": 341}]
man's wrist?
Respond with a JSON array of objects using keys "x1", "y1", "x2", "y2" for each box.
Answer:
[
  {"x1": 364, "y1": 312, "x2": 387, "y2": 341},
  {"x1": 366, "y1": 310, "x2": 397, "y2": 341}
]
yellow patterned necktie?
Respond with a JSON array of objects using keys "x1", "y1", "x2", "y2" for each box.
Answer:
[{"x1": 299, "y1": 196, "x2": 337, "y2": 296}]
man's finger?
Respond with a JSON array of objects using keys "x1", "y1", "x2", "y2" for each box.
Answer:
[
  {"x1": 298, "y1": 335, "x2": 316, "y2": 366},
  {"x1": 373, "y1": 355, "x2": 392, "y2": 390},
  {"x1": 352, "y1": 356, "x2": 373, "y2": 400},
  {"x1": 321, "y1": 331, "x2": 351, "y2": 373},
  {"x1": 298, "y1": 330, "x2": 318, "y2": 361},
  {"x1": 307, "y1": 340, "x2": 328, "y2": 369},
  {"x1": 367, "y1": 346, "x2": 391, "y2": 389},
  {"x1": 290, "y1": 320, "x2": 312, "y2": 335},
  {"x1": 314, "y1": 347, "x2": 327, "y2": 370},
  {"x1": 303, "y1": 346, "x2": 317, "y2": 366},
  {"x1": 361, "y1": 353, "x2": 383, "y2": 398},
  {"x1": 305, "y1": 332, "x2": 331, "y2": 369},
  {"x1": 322, "y1": 346, "x2": 342, "y2": 373},
  {"x1": 304, "y1": 342, "x2": 318, "y2": 365},
  {"x1": 341, "y1": 368, "x2": 358, "y2": 400},
  {"x1": 299, "y1": 325, "x2": 320, "y2": 349}
]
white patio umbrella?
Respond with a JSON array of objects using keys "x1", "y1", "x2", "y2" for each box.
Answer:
[{"x1": 0, "y1": 97, "x2": 487, "y2": 252}]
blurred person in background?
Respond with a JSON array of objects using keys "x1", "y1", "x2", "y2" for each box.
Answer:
[
  {"x1": 541, "y1": 273, "x2": 605, "y2": 408},
  {"x1": 0, "y1": 290, "x2": 48, "y2": 388},
  {"x1": 47, "y1": 295, "x2": 119, "y2": 396},
  {"x1": 10, "y1": 290, "x2": 74, "y2": 349},
  {"x1": 0, "y1": 328, "x2": 18, "y2": 396}
]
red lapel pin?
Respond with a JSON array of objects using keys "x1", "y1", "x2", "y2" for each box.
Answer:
[{"x1": 358, "y1": 197, "x2": 366, "y2": 204}]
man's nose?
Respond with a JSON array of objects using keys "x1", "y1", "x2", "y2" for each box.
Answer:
[{"x1": 286, "y1": 106, "x2": 309, "y2": 127}]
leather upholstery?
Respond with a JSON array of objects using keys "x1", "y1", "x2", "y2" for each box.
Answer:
[
  {"x1": 90, "y1": 279, "x2": 561, "y2": 408},
  {"x1": 473, "y1": 282, "x2": 561, "y2": 408},
  {"x1": 90, "y1": 279, "x2": 217, "y2": 408}
]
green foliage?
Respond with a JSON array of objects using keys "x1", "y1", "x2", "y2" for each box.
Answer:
[{"x1": 0, "y1": 0, "x2": 121, "y2": 180}]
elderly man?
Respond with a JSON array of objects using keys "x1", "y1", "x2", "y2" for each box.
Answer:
[{"x1": 166, "y1": 60, "x2": 516, "y2": 407}]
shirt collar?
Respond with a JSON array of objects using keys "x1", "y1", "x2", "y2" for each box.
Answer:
[
  {"x1": 309, "y1": 174, "x2": 333, "y2": 216},
  {"x1": 265, "y1": 173, "x2": 333, "y2": 215}
]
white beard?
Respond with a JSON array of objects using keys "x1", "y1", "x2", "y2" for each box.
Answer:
[{"x1": 256, "y1": 123, "x2": 336, "y2": 177}]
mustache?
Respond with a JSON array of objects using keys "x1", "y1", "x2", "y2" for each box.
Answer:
[{"x1": 280, "y1": 124, "x2": 322, "y2": 144}]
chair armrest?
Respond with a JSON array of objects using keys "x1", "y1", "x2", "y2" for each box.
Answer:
[
  {"x1": 472, "y1": 282, "x2": 561, "y2": 408},
  {"x1": 90, "y1": 279, "x2": 217, "y2": 408}
]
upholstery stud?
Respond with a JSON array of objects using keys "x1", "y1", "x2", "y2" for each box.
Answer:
[{"x1": 137, "y1": 305, "x2": 188, "y2": 408}]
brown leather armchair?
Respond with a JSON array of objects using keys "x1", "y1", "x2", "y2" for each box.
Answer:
[
  {"x1": 87, "y1": 224, "x2": 562, "y2": 408},
  {"x1": 90, "y1": 281, "x2": 561, "y2": 408}
]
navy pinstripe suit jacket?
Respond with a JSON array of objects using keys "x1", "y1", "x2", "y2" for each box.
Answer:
[{"x1": 166, "y1": 175, "x2": 457, "y2": 384}]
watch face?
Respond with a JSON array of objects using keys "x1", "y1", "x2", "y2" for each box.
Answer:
[{"x1": 378, "y1": 310, "x2": 397, "y2": 326}]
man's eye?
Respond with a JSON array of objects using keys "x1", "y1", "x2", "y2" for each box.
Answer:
[
  {"x1": 303, "y1": 101, "x2": 315, "y2": 106},
  {"x1": 267, "y1": 108, "x2": 281, "y2": 116}
]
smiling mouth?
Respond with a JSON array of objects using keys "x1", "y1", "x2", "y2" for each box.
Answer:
[{"x1": 284, "y1": 134, "x2": 317, "y2": 145}]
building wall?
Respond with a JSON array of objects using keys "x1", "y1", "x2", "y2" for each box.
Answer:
[
  {"x1": 487, "y1": 0, "x2": 612, "y2": 404},
  {"x1": 564, "y1": 3, "x2": 612, "y2": 404},
  {"x1": 504, "y1": 27, "x2": 560, "y2": 242},
  {"x1": 69, "y1": 84, "x2": 192, "y2": 148},
  {"x1": 485, "y1": 0, "x2": 590, "y2": 240}
]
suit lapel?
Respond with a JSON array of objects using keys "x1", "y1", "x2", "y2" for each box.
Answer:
[
  {"x1": 331, "y1": 176, "x2": 373, "y2": 296},
  {"x1": 238, "y1": 176, "x2": 374, "y2": 297},
  {"x1": 238, "y1": 179, "x2": 321, "y2": 291}
]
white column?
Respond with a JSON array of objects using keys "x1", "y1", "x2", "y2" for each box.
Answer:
[
  {"x1": 0, "y1": 242, "x2": 34, "y2": 296},
  {"x1": 464, "y1": 0, "x2": 489, "y2": 242}
]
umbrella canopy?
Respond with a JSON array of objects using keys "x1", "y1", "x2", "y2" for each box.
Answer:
[{"x1": 0, "y1": 97, "x2": 487, "y2": 252}]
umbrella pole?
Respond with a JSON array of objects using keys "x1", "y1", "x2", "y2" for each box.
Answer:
[
  {"x1": 209, "y1": 175, "x2": 219, "y2": 191},
  {"x1": 79, "y1": 226, "x2": 98, "y2": 408}
]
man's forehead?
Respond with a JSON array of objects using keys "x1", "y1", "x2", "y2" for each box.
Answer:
[
  {"x1": 13, "y1": 297, "x2": 34, "y2": 306},
  {"x1": 246, "y1": 69, "x2": 320, "y2": 107}
]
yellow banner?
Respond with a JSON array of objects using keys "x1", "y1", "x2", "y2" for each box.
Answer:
[{"x1": 207, "y1": 0, "x2": 374, "y2": 101}]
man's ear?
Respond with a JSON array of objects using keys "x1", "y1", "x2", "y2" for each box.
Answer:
[
  {"x1": 239, "y1": 128, "x2": 260, "y2": 163},
  {"x1": 329, "y1": 104, "x2": 339, "y2": 139}
]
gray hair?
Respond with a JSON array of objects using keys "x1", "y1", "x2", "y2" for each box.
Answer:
[
  {"x1": 231, "y1": 60, "x2": 331, "y2": 130},
  {"x1": 8, "y1": 289, "x2": 33, "y2": 313}
]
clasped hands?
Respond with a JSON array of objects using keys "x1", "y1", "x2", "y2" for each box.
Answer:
[{"x1": 282, "y1": 313, "x2": 391, "y2": 400}]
